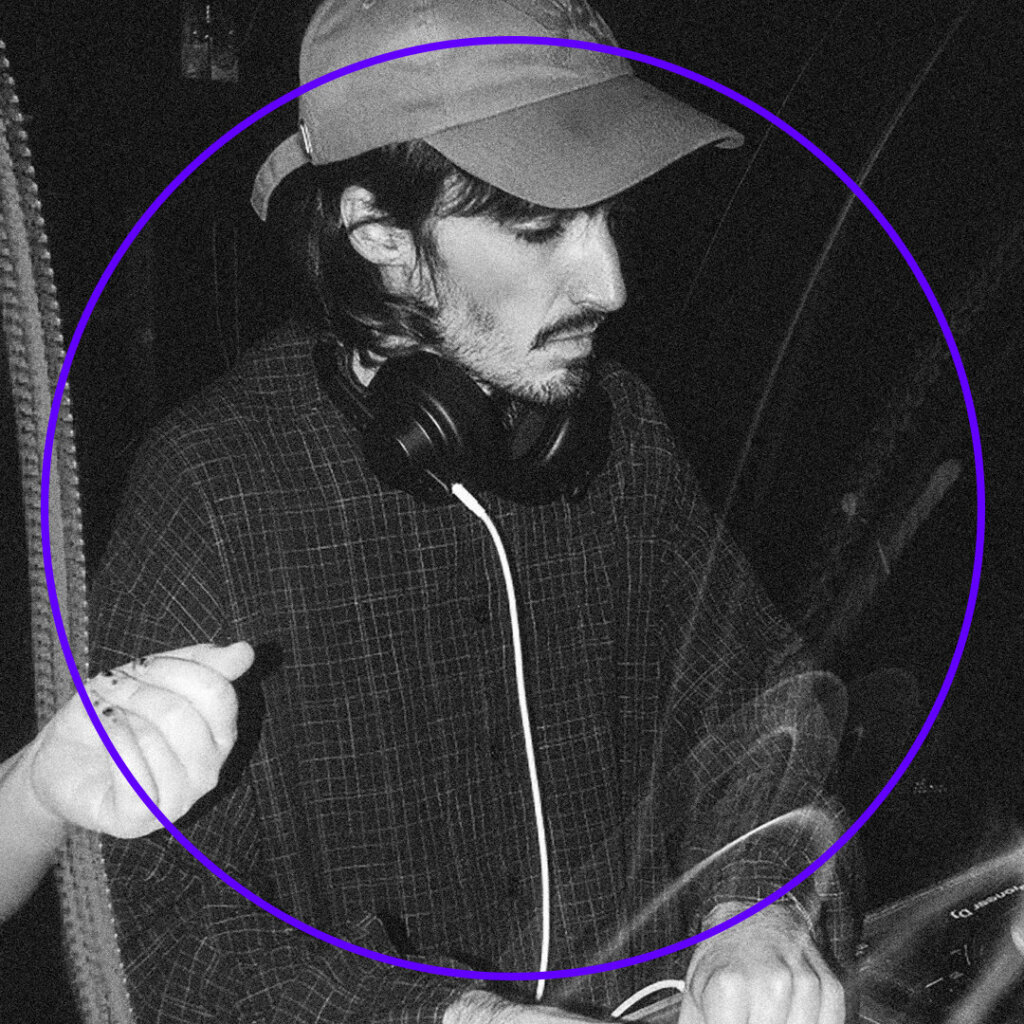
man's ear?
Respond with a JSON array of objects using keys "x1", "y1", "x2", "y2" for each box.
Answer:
[{"x1": 339, "y1": 185, "x2": 417, "y2": 274}]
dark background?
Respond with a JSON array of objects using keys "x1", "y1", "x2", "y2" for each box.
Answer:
[{"x1": 1, "y1": 0, "x2": 1021, "y2": 1020}]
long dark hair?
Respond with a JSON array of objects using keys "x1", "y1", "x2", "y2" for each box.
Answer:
[{"x1": 266, "y1": 139, "x2": 558, "y2": 360}]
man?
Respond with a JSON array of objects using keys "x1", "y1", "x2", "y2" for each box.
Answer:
[{"x1": 91, "y1": 1, "x2": 856, "y2": 1022}]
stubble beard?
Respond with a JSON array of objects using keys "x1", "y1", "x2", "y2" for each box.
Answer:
[
  {"x1": 429, "y1": 277, "x2": 598, "y2": 408},
  {"x1": 520, "y1": 356, "x2": 594, "y2": 406}
]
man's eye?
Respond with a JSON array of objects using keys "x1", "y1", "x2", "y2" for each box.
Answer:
[{"x1": 513, "y1": 222, "x2": 566, "y2": 245}]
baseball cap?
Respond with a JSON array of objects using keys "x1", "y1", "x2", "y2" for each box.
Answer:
[{"x1": 251, "y1": 0, "x2": 744, "y2": 220}]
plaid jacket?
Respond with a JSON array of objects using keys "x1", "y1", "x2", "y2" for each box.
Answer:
[{"x1": 91, "y1": 321, "x2": 855, "y2": 1024}]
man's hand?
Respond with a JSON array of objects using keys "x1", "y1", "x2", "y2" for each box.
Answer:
[
  {"x1": 677, "y1": 901, "x2": 844, "y2": 1024},
  {"x1": 23, "y1": 642, "x2": 254, "y2": 838}
]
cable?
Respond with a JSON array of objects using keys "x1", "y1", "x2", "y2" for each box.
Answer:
[
  {"x1": 451, "y1": 483, "x2": 551, "y2": 1003},
  {"x1": 453, "y1": 485, "x2": 687, "y2": 1013},
  {"x1": 611, "y1": 979, "x2": 687, "y2": 1019}
]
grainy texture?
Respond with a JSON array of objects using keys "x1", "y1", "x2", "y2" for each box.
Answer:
[{"x1": 91, "y1": 321, "x2": 854, "y2": 1024}]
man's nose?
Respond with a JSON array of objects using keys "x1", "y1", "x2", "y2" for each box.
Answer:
[{"x1": 568, "y1": 216, "x2": 627, "y2": 313}]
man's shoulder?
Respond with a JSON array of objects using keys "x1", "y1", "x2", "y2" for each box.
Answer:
[
  {"x1": 154, "y1": 322, "x2": 333, "y2": 444},
  {"x1": 132, "y1": 321, "x2": 351, "y2": 489},
  {"x1": 597, "y1": 358, "x2": 665, "y2": 413},
  {"x1": 595, "y1": 359, "x2": 679, "y2": 461},
  {"x1": 133, "y1": 341, "x2": 680, "y2": 496}
]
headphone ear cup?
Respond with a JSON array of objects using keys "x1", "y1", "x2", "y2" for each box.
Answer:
[
  {"x1": 499, "y1": 384, "x2": 612, "y2": 502},
  {"x1": 363, "y1": 352, "x2": 503, "y2": 492}
]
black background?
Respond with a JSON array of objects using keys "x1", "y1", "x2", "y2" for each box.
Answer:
[{"x1": 1, "y1": 1, "x2": 1021, "y2": 1019}]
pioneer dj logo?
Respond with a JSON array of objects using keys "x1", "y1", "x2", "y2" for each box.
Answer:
[{"x1": 503, "y1": 0, "x2": 619, "y2": 47}]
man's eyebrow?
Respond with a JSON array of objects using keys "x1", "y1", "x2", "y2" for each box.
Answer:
[
  {"x1": 500, "y1": 197, "x2": 623, "y2": 230},
  {"x1": 522, "y1": 201, "x2": 611, "y2": 223},
  {"x1": 511, "y1": 206, "x2": 570, "y2": 224}
]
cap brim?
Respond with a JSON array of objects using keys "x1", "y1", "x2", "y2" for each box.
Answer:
[{"x1": 423, "y1": 74, "x2": 743, "y2": 209}]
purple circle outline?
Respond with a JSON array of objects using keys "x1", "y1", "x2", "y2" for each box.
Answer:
[{"x1": 41, "y1": 36, "x2": 984, "y2": 981}]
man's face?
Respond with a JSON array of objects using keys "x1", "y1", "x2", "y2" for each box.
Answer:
[{"x1": 421, "y1": 204, "x2": 627, "y2": 405}]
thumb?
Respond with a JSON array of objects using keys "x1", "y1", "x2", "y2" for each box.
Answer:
[{"x1": 156, "y1": 641, "x2": 256, "y2": 681}]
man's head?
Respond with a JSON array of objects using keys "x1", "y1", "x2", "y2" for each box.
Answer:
[
  {"x1": 257, "y1": 0, "x2": 743, "y2": 401},
  {"x1": 286, "y1": 140, "x2": 626, "y2": 404}
]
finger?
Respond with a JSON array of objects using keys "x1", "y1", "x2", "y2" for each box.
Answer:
[
  {"x1": 82, "y1": 703, "x2": 166, "y2": 837},
  {"x1": 747, "y1": 971, "x2": 791, "y2": 1024},
  {"x1": 104, "y1": 704, "x2": 210, "y2": 823},
  {"x1": 108, "y1": 642, "x2": 253, "y2": 708},
  {"x1": 693, "y1": 970, "x2": 753, "y2": 1024},
  {"x1": 87, "y1": 680, "x2": 226, "y2": 789},
  {"x1": 161, "y1": 641, "x2": 255, "y2": 681},
  {"x1": 783, "y1": 960, "x2": 821, "y2": 1024},
  {"x1": 810, "y1": 958, "x2": 845, "y2": 1024},
  {"x1": 92, "y1": 651, "x2": 243, "y2": 751}
]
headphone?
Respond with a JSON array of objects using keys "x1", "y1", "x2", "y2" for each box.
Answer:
[{"x1": 313, "y1": 336, "x2": 612, "y2": 503}]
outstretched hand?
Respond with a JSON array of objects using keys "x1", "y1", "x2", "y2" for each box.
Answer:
[
  {"x1": 24, "y1": 642, "x2": 254, "y2": 838},
  {"x1": 677, "y1": 902, "x2": 844, "y2": 1024}
]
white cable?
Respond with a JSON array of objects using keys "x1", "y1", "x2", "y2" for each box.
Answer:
[
  {"x1": 611, "y1": 979, "x2": 688, "y2": 1019},
  {"x1": 451, "y1": 483, "x2": 551, "y2": 1003}
]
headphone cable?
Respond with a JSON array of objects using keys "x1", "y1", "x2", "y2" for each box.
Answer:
[
  {"x1": 451, "y1": 486, "x2": 687, "y2": 1013},
  {"x1": 452, "y1": 483, "x2": 552, "y2": 1003}
]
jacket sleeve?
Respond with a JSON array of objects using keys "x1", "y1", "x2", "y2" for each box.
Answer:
[
  {"x1": 611, "y1": 371, "x2": 861, "y2": 968},
  {"x1": 90, "y1": 435, "x2": 474, "y2": 1024}
]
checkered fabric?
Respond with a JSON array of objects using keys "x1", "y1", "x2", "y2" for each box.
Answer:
[{"x1": 91, "y1": 321, "x2": 858, "y2": 1024}]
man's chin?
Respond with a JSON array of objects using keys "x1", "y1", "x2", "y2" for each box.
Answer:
[{"x1": 518, "y1": 357, "x2": 595, "y2": 408}]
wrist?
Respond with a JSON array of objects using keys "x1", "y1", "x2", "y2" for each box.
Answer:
[
  {"x1": 701, "y1": 898, "x2": 813, "y2": 943},
  {"x1": 701, "y1": 899, "x2": 755, "y2": 930},
  {"x1": 444, "y1": 989, "x2": 520, "y2": 1024},
  {"x1": 0, "y1": 743, "x2": 69, "y2": 923},
  {"x1": 2, "y1": 742, "x2": 68, "y2": 842}
]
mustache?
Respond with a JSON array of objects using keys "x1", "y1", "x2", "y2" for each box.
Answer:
[{"x1": 532, "y1": 310, "x2": 609, "y2": 349}]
